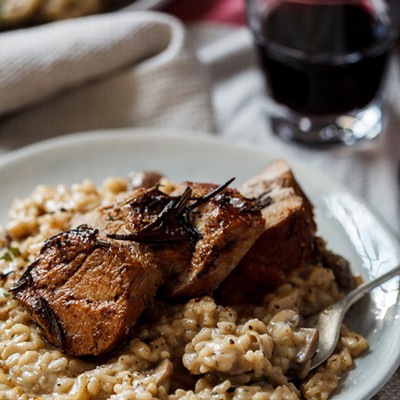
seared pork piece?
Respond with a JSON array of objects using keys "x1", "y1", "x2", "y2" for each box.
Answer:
[
  {"x1": 11, "y1": 187, "x2": 193, "y2": 356},
  {"x1": 12, "y1": 181, "x2": 264, "y2": 356},
  {"x1": 241, "y1": 159, "x2": 315, "y2": 217},
  {"x1": 10, "y1": 225, "x2": 164, "y2": 357},
  {"x1": 162, "y1": 182, "x2": 266, "y2": 298},
  {"x1": 216, "y1": 160, "x2": 317, "y2": 304},
  {"x1": 75, "y1": 181, "x2": 265, "y2": 298}
]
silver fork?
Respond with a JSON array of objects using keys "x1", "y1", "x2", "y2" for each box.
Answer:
[{"x1": 306, "y1": 264, "x2": 400, "y2": 371}]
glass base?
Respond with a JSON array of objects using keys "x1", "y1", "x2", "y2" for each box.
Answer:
[{"x1": 269, "y1": 101, "x2": 383, "y2": 146}]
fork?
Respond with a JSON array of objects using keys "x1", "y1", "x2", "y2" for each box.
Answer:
[{"x1": 306, "y1": 263, "x2": 400, "y2": 371}]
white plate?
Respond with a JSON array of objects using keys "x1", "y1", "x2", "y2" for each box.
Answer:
[{"x1": 0, "y1": 129, "x2": 399, "y2": 400}]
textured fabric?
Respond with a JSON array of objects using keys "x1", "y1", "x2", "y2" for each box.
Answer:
[{"x1": 0, "y1": 11, "x2": 213, "y2": 142}]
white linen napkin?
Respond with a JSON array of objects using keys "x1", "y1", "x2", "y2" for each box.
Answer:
[{"x1": 0, "y1": 11, "x2": 213, "y2": 144}]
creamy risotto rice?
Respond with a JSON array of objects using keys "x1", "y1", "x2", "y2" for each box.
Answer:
[{"x1": 0, "y1": 176, "x2": 368, "y2": 400}]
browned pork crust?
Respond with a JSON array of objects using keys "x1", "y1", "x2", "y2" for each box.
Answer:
[
  {"x1": 10, "y1": 226, "x2": 164, "y2": 356},
  {"x1": 11, "y1": 181, "x2": 264, "y2": 356},
  {"x1": 163, "y1": 182, "x2": 266, "y2": 298},
  {"x1": 216, "y1": 160, "x2": 317, "y2": 304}
]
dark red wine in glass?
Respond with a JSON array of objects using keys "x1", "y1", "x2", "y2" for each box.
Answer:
[
  {"x1": 252, "y1": 0, "x2": 394, "y2": 114},
  {"x1": 247, "y1": 0, "x2": 398, "y2": 144}
]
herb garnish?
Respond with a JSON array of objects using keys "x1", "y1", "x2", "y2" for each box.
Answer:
[
  {"x1": 108, "y1": 178, "x2": 235, "y2": 245},
  {"x1": 0, "y1": 246, "x2": 20, "y2": 261}
]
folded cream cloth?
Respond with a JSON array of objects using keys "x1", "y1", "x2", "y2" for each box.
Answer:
[{"x1": 0, "y1": 11, "x2": 213, "y2": 144}]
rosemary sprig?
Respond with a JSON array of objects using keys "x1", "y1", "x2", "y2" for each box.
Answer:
[
  {"x1": 9, "y1": 260, "x2": 37, "y2": 293},
  {"x1": 108, "y1": 179, "x2": 236, "y2": 245},
  {"x1": 38, "y1": 296, "x2": 64, "y2": 348},
  {"x1": 186, "y1": 177, "x2": 235, "y2": 212}
]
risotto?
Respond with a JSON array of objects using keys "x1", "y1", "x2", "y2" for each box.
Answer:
[{"x1": 0, "y1": 175, "x2": 368, "y2": 400}]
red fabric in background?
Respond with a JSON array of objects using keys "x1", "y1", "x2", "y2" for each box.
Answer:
[{"x1": 162, "y1": 0, "x2": 246, "y2": 25}]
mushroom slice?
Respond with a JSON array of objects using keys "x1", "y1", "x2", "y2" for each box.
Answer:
[{"x1": 267, "y1": 309, "x2": 319, "y2": 368}]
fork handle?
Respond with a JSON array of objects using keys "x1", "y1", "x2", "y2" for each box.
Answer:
[{"x1": 344, "y1": 264, "x2": 400, "y2": 308}]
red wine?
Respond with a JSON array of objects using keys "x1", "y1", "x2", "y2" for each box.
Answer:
[{"x1": 252, "y1": 1, "x2": 394, "y2": 115}]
